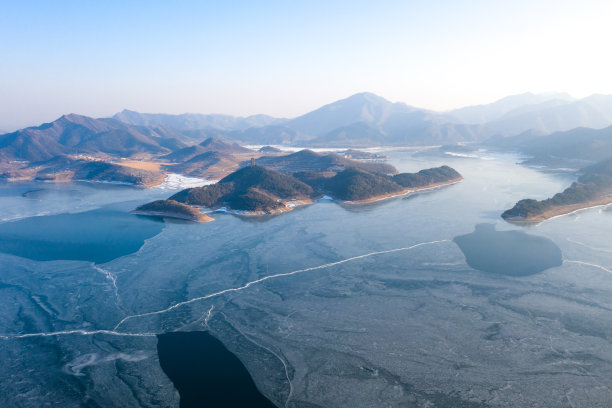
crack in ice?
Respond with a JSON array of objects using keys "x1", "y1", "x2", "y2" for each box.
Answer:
[
  {"x1": 203, "y1": 305, "x2": 215, "y2": 328},
  {"x1": 566, "y1": 238, "x2": 612, "y2": 253},
  {"x1": 564, "y1": 260, "x2": 612, "y2": 275},
  {"x1": 93, "y1": 264, "x2": 120, "y2": 302},
  {"x1": 0, "y1": 239, "x2": 449, "y2": 340},
  {"x1": 113, "y1": 239, "x2": 450, "y2": 331},
  {"x1": 221, "y1": 312, "x2": 294, "y2": 408},
  {"x1": 1, "y1": 329, "x2": 157, "y2": 340}
]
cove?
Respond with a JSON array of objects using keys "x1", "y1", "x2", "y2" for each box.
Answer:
[{"x1": 0, "y1": 206, "x2": 164, "y2": 264}]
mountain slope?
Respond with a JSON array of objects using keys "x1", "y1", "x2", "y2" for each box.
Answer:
[
  {"x1": 163, "y1": 137, "x2": 253, "y2": 162},
  {"x1": 0, "y1": 114, "x2": 190, "y2": 161},
  {"x1": 487, "y1": 97, "x2": 612, "y2": 135},
  {"x1": 169, "y1": 165, "x2": 316, "y2": 213},
  {"x1": 277, "y1": 93, "x2": 495, "y2": 146},
  {"x1": 503, "y1": 158, "x2": 612, "y2": 221},
  {"x1": 448, "y1": 92, "x2": 576, "y2": 124},
  {"x1": 253, "y1": 149, "x2": 397, "y2": 174},
  {"x1": 488, "y1": 125, "x2": 612, "y2": 166},
  {"x1": 286, "y1": 92, "x2": 408, "y2": 136}
]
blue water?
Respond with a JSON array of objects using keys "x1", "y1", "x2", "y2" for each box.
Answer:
[
  {"x1": 157, "y1": 331, "x2": 276, "y2": 408},
  {"x1": 0, "y1": 202, "x2": 164, "y2": 264},
  {"x1": 454, "y1": 223, "x2": 563, "y2": 276}
]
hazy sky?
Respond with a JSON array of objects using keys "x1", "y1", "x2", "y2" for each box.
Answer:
[{"x1": 2, "y1": 0, "x2": 612, "y2": 130}]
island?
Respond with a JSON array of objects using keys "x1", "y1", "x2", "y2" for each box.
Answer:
[
  {"x1": 502, "y1": 158, "x2": 612, "y2": 222},
  {"x1": 132, "y1": 200, "x2": 214, "y2": 222},
  {"x1": 139, "y1": 163, "x2": 463, "y2": 216}
]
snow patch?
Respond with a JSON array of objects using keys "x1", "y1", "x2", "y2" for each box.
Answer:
[{"x1": 155, "y1": 173, "x2": 216, "y2": 190}]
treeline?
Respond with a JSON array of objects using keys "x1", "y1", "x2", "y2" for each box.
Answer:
[
  {"x1": 157, "y1": 164, "x2": 462, "y2": 213},
  {"x1": 296, "y1": 165, "x2": 461, "y2": 201},
  {"x1": 502, "y1": 159, "x2": 612, "y2": 219},
  {"x1": 170, "y1": 165, "x2": 314, "y2": 213},
  {"x1": 135, "y1": 200, "x2": 204, "y2": 219},
  {"x1": 392, "y1": 166, "x2": 462, "y2": 188}
]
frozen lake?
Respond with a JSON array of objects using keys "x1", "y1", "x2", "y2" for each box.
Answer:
[{"x1": 1, "y1": 150, "x2": 612, "y2": 407}]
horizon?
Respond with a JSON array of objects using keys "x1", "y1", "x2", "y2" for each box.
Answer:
[{"x1": 3, "y1": 1, "x2": 612, "y2": 130}]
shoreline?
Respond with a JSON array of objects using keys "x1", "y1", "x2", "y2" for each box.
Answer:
[
  {"x1": 503, "y1": 195, "x2": 612, "y2": 223},
  {"x1": 212, "y1": 198, "x2": 315, "y2": 217},
  {"x1": 343, "y1": 176, "x2": 463, "y2": 205},
  {"x1": 131, "y1": 210, "x2": 213, "y2": 223}
]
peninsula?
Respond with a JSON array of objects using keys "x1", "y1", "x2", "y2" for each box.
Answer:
[
  {"x1": 502, "y1": 158, "x2": 612, "y2": 222},
  {"x1": 132, "y1": 200, "x2": 214, "y2": 222}
]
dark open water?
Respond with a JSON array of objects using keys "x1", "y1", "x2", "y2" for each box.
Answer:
[{"x1": 157, "y1": 331, "x2": 276, "y2": 408}]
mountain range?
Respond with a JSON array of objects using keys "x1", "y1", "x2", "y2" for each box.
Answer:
[
  {"x1": 3, "y1": 91, "x2": 612, "y2": 166},
  {"x1": 487, "y1": 125, "x2": 612, "y2": 167},
  {"x1": 110, "y1": 92, "x2": 612, "y2": 147},
  {"x1": 447, "y1": 92, "x2": 612, "y2": 135},
  {"x1": 116, "y1": 93, "x2": 492, "y2": 147}
]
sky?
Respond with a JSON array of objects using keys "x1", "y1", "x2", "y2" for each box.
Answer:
[{"x1": 2, "y1": 0, "x2": 612, "y2": 131}]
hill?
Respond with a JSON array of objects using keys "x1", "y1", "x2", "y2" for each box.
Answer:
[
  {"x1": 168, "y1": 165, "x2": 316, "y2": 214},
  {"x1": 7, "y1": 156, "x2": 166, "y2": 187},
  {"x1": 259, "y1": 146, "x2": 282, "y2": 153},
  {"x1": 143, "y1": 162, "x2": 462, "y2": 216},
  {"x1": 296, "y1": 165, "x2": 463, "y2": 202},
  {"x1": 0, "y1": 114, "x2": 190, "y2": 162},
  {"x1": 502, "y1": 159, "x2": 612, "y2": 221},
  {"x1": 252, "y1": 149, "x2": 397, "y2": 175},
  {"x1": 162, "y1": 137, "x2": 253, "y2": 162},
  {"x1": 391, "y1": 166, "x2": 462, "y2": 189},
  {"x1": 162, "y1": 138, "x2": 257, "y2": 179},
  {"x1": 22, "y1": 157, "x2": 166, "y2": 186},
  {"x1": 133, "y1": 200, "x2": 213, "y2": 222},
  {"x1": 309, "y1": 168, "x2": 405, "y2": 201}
]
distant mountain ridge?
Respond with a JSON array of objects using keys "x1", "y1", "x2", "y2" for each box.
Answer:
[
  {"x1": 449, "y1": 93, "x2": 612, "y2": 135},
  {"x1": 107, "y1": 92, "x2": 612, "y2": 147},
  {"x1": 487, "y1": 125, "x2": 612, "y2": 167},
  {"x1": 213, "y1": 93, "x2": 496, "y2": 147},
  {"x1": 4, "y1": 91, "x2": 612, "y2": 165},
  {"x1": 0, "y1": 114, "x2": 196, "y2": 162},
  {"x1": 448, "y1": 92, "x2": 576, "y2": 124},
  {"x1": 253, "y1": 149, "x2": 396, "y2": 175},
  {"x1": 162, "y1": 137, "x2": 252, "y2": 162}
]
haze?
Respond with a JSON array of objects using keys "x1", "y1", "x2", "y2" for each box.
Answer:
[{"x1": 2, "y1": 0, "x2": 612, "y2": 130}]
